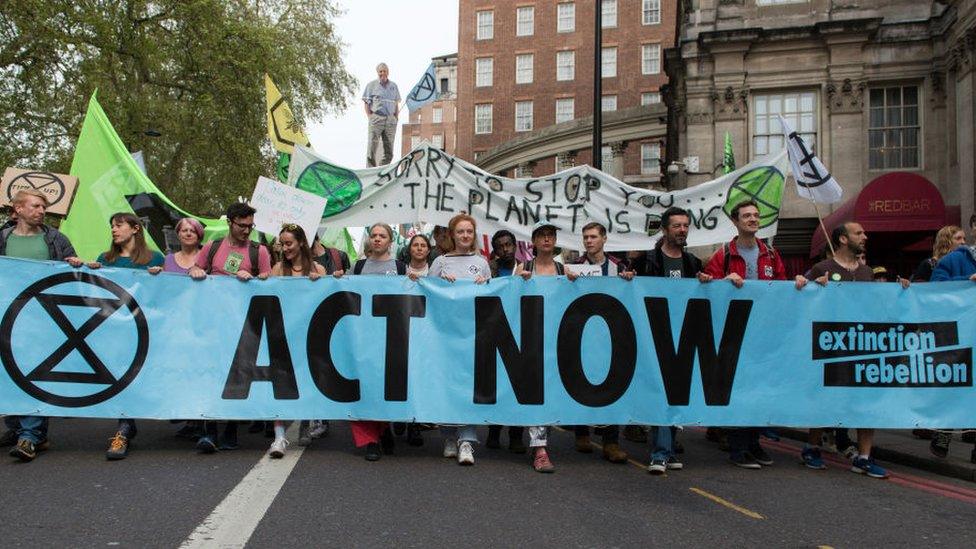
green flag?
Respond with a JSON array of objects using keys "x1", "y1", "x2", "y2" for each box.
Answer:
[
  {"x1": 723, "y1": 131, "x2": 736, "y2": 174},
  {"x1": 61, "y1": 92, "x2": 227, "y2": 260}
]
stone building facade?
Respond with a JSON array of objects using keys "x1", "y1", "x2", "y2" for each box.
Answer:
[
  {"x1": 666, "y1": 0, "x2": 976, "y2": 274},
  {"x1": 401, "y1": 53, "x2": 459, "y2": 156}
]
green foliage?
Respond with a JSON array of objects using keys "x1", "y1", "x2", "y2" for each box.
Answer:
[{"x1": 0, "y1": 0, "x2": 356, "y2": 216}]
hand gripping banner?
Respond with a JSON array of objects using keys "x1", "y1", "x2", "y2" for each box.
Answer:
[{"x1": 0, "y1": 257, "x2": 972, "y2": 427}]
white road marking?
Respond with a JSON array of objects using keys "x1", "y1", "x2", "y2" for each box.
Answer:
[{"x1": 179, "y1": 424, "x2": 304, "y2": 549}]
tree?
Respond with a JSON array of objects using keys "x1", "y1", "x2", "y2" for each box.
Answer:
[{"x1": 0, "y1": 0, "x2": 356, "y2": 215}]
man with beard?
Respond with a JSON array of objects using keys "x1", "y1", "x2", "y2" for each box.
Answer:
[{"x1": 795, "y1": 221, "x2": 895, "y2": 478}]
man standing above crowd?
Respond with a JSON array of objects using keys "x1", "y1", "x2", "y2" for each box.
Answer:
[
  {"x1": 0, "y1": 189, "x2": 83, "y2": 461},
  {"x1": 363, "y1": 62, "x2": 400, "y2": 167},
  {"x1": 641, "y1": 207, "x2": 712, "y2": 474},
  {"x1": 795, "y1": 221, "x2": 901, "y2": 479},
  {"x1": 704, "y1": 200, "x2": 784, "y2": 469}
]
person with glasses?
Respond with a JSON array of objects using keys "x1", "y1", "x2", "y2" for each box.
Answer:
[{"x1": 189, "y1": 202, "x2": 271, "y2": 451}]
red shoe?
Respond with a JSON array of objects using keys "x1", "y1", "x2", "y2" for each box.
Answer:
[{"x1": 533, "y1": 448, "x2": 555, "y2": 473}]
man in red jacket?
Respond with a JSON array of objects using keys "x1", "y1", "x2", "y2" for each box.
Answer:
[{"x1": 703, "y1": 200, "x2": 785, "y2": 468}]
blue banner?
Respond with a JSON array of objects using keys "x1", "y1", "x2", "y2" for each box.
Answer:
[{"x1": 0, "y1": 257, "x2": 972, "y2": 427}]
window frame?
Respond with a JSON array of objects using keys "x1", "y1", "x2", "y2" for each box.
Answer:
[
  {"x1": 602, "y1": 0, "x2": 617, "y2": 28},
  {"x1": 475, "y1": 103, "x2": 493, "y2": 135},
  {"x1": 601, "y1": 95, "x2": 617, "y2": 112},
  {"x1": 515, "y1": 53, "x2": 534, "y2": 85},
  {"x1": 515, "y1": 100, "x2": 534, "y2": 132},
  {"x1": 641, "y1": 143, "x2": 662, "y2": 175},
  {"x1": 556, "y1": 50, "x2": 575, "y2": 81},
  {"x1": 750, "y1": 90, "x2": 819, "y2": 161},
  {"x1": 642, "y1": 0, "x2": 661, "y2": 25},
  {"x1": 555, "y1": 97, "x2": 575, "y2": 124},
  {"x1": 476, "y1": 10, "x2": 494, "y2": 40},
  {"x1": 601, "y1": 47, "x2": 617, "y2": 79},
  {"x1": 868, "y1": 84, "x2": 922, "y2": 171},
  {"x1": 641, "y1": 43, "x2": 661, "y2": 75},
  {"x1": 557, "y1": 2, "x2": 576, "y2": 33},
  {"x1": 516, "y1": 6, "x2": 535, "y2": 36},
  {"x1": 475, "y1": 57, "x2": 493, "y2": 88}
]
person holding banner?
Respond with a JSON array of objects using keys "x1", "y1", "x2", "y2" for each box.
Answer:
[
  {"x1": 363, "y1": 62, "x2": 400, "y2": 167},
  {"x1": 430, "y1": 214, "x2": 491, "y2": 466},
  {"x1": 348, "y1": 223, "x2": 406, "y2": 461},
  {"x1": 1, "y1": 189, "x2": 83, "y2": 462},
  {"x1": 704, "y1": 200, "x2": 785, "y2": 470},
  {"x1": 405, "y1": 233, "x2": 432, "y2": 278},
  {"x1": 88, "y1": 212, "x2": 165, "y2": 460}
]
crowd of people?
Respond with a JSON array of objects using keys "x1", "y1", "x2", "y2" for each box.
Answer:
[{"x1": 2, "y1": 187, "x2": 974, "y2": 478}]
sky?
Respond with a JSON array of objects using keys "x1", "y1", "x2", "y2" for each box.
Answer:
[{"x1": 305, "y1": 1, "x2": 459, "y2": 169}]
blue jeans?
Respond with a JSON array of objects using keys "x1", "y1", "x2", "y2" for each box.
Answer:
[
  {"x1": 440, "y1": 425, "x2": 478, "y2": 443},
  {"x1": 118, "y1": 418, "x2": 137, "y2": 438},
  {"x1": 6, "y1": 416, "x2": 48, "y2": 444},
  {"x1": 650, "y1": 426, "x2": 675, "y2": 461}
]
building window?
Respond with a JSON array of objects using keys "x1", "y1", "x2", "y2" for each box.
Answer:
[
  {"x1": 641, "y1": 143, "x2": 661, "y2": 175},
  {"x1": 555, "y1": 98, "x2": 575, "y2": 123},
  {"x1": 601, "y1": 95, "x2": 617, "y2": 112},
  {"x1": 516, "y1": 54, "x2": 534, "y2": 84},
  {"x1": 869, "y1": 86, "x2": 920, "y2": 169},
  {"x1": 601, "y1": 146, "x2": 614, "y2": 172},
  {"x1": 432, "y1": 107, "x2": 443, "y2": 123},
  {"x1": 514, "y1": 165, "x2": 528, "y2": 178},
  {"x1": 753, "y1": 91, "x2": 817, "y2": 159},
  {"x1": 475, "y1": 104, "x2": 493, "y2": 134},
  {"x1": 475, "y1": 57, "x2": 493, "y2": 87},
  {"x1": 556, "y1": 50, "x2": 575, "y2": 81},
  {"x1": 474, "y1": 150, "x2": 484, "y2": 161},
  {"x1": 555, "y1": 155, "x2": 571, "y2": 172},
  {"x1": 642, "y1": 0, "x2": 661, "y2": 25},
  {"x1": 601, "y1": 47, "x2": 617, "y2": 78},
  {"x1": 641, "y1": 44, "x2": 661, "y2": 75},
  {"x1": 432, "y1": 134, "x2": 444, "y2": 149},
  {"x1": 440, "y1": 77, "x2": 450, "y2": 96},
  {"x1": 517, "y1": 6, "x2": 534, "y2": 36},
  {"x1": 476, "y1": 10, "x2": 493, "y2": 40},
  {"x1": 641, "y1": 92, "x2": 662, "y2": 105},
  {"x1": 410, "y1": 136, "x2": 421, "y2": 149},
  {"x1": 557, "y1": 2, "x2": 575, "y2": 33},
  {"x1": 515, "y1": 101, "x2": 533, "y2": 132},
  {"x1": 602, "y1": 0, "x2": 617, "y2": 28}
]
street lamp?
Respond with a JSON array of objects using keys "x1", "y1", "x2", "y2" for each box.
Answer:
[{"x1": 591, "y1": 1, "x2": 602, "y2": 170}]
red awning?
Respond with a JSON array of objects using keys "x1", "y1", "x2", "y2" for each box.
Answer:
[{"x1": 810, "y1": 172, "x2": 947, "y2": 257}]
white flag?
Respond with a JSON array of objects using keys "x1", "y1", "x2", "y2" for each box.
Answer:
[{"x1": 779, "y1": 115, "x2": 843, "y2": 204}]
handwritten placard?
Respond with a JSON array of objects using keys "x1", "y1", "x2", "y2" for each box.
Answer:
[
  {"x1": 250, "y1": 176, "x2": 327, "y2": 241},
  {"x1": 564, "y1": 263, "x2": 603, "y2": 277}
]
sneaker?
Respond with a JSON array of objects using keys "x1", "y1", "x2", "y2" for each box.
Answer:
[
  {"x1": 666, "y1": 455, "x2": 684, "y2": 470},
  {"x1": 930, "y1": 432, "x2": 951, "y2": 459},
  {"x1": 602, "y1": 442, "x2": 628, "y2": 464},
  {"x1": 0, "y1": 429, "x2": 17, "y2": 447},
  {"x1": 9, "y1": 439, "x2": 39, "y2": 461},
  {"x1": 647, "y1": 459, "x2": 666, "y2": 475},
  {"x1": 749, "y1": 446, "x2": 774, "y2": 466},
  {"x1": 623, "y1": 425, "x2": 647, "y2": 443},
  {"x1": 298, "y1": 424, "x2": 312, "y2": 447},
  {"x1": 309, "y1": 420, "x2": 329, "y2": 439},
  {"x1": 508, "y1": 436, "x2": 526, "y2": 454},
  {"x1": 268, "y1": 438, "x2": 288, "y2": 459},
  {"x1": 851, "y1": 456, "x2": 888, "y2": 479},
  {"x1": 364, "y1": 442, "x2": 381, "y2": 461},
  {"x1": 457, "y1": 441, "x2": 475, "y2": 465},
  {"x1": 730, "y1": 453, "x2": 761, "y2": 469},
  {"x1": 443, "y1": 438, "x2": 458, "y2": 459},
  {"x1": 406, "y1": 424, "x2": 424, "y2": 447},
  {"x1": 533, "y1": 448, "x2": 554, "y2": 473},
  {"x1": 800, "y1": 447, "x2": 826, "y2": 470},
  {"x1": 196, "y1": 436, "x2": 218, "y2": 454},
  {"x1": 575, "y1": 435, "x2": 593, "y2": 454},
  {"x1": 106, "y1": 432, "x2": 129, "y2": 460}
]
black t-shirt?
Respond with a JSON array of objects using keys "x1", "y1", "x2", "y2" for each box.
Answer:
[
  {"x1": 805, "y1": 258, "x2": 873, "y2": 282},
  {"x1": 661, "y1": 254, "x2": 685, "y2": 279}
]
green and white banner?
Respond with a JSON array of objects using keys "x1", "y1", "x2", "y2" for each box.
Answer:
[{"x1": 288, "y1": 145, "x2": 789, "y2": 251}]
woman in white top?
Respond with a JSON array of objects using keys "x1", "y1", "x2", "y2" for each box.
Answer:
[
  {"x1": 429, "y1": 214, "x2": 491, "y2": 465},
  {"x1": 405, "y1": 234, "x2": 432, "y2": 279}
]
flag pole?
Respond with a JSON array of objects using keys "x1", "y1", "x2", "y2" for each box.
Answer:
[{"x1": 809, "y1": 197, "x2": 834, "y2": 256}]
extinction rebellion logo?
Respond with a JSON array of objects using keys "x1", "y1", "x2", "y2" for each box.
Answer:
[{"x1": 812, "y1": 322, "x2": 972, "y2": 387}]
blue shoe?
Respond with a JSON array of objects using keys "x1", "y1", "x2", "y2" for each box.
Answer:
[
  {"x1": 800, "y1": 447, "x2": 826, "y2": 470},
  {"x1": 851, "y1": 456, "x2": 889, "y2": 479},
  {"x1": 196, "y1": 436, "x2": 217, "y2": 454}
]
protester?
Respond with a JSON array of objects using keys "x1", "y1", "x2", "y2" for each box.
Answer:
[
  {"x1": 363, "y1": 62, "x2": 400, "y2": 167},
  {"x1": 405, "y1": 233, "x2": 432, "y2": 278},
  {"x1": 430, "y1": 225, "x2": 451, "y2": 261},
  {"x1": 570, "y1": 222, "x2": 633, "y2": 465},
  {"x1": 640, "y1": 208, "x2": 712, "y2": 474},
  {"x1": 704, "y1": 200, "x2": 785, "y2": 469},
  {"x1": 795, "y1": 221, "x2": 907, "y2": 479},
  {"x1": 484, "y1": 229, "x2": 526, "y2": 454},
  {"x1": 430, "y1": 214, "x2": 491, "y2": 466},
  {"x1": 189, "y1": 202, "x2": 272, "y2": 452},
  {"x1": 514, "y1": 221, "x2": 578, "y2": 473},
  {"x1": 1, "y1": 189, "x2": 83, "y2": 462},
  {"x1": 348, "y1": 223, "x2": 407, "y2": 461},
  {"x1": 265, "y1": 224, "x2": 326, "y2": 458},
  {"x1": 88, "y1": 212, "x2": 165, "y2": 460},
  {"x1": 911, "y1": 225, "x2": 965, "y2": 283}
]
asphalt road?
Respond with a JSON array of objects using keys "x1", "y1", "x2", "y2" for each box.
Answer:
[{"x1": 2, "y1": 419, "x2": 974, "y2": 548}]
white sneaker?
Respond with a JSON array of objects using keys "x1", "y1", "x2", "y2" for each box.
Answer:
[
  {"x1": 308, "y1": 420, "x2": 329, "y2": 439},
  {"x1": 457, "y1": 441, "x2": 475, "y2": 465},
  {"x1": 443, "y1": 438, "x2": 458, "y2": 458},
  {"x1": 269, "y1": 437, "x2": 288, "y2": 459}
]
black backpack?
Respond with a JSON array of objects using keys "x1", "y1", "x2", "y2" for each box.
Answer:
[{"x1": 203, "y1": 239, "x2": 260, "y2": 276}]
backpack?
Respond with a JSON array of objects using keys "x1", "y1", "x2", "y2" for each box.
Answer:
[
  {"x1": 353, "y1": 258, "x2": 407, "y2": 275},
  {"x1": 203, "y1": 239, "x2": 260, "y2": 275}
]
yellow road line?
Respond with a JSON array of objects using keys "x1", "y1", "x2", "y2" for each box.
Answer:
[{"x1": 689, "y1": 487, "x2": 765, "y2": 520}]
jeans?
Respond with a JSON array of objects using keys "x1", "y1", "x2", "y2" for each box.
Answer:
[
  {"x1": 650, "y1": 426, "x2": 676, "y2": 462},
  {"x1": 8, "y1": 416, "x2": 48, "y2": 444},
  {"x1": 118, "y1": 418, "x2": 138, "y2": 438},
  {"x1": 440, "y1": 425, "x2": 478, "y2": 444},
  {"x1": 366, "y1": 114, "x2": 397, "y2": 166},
  {"x1": 728, "y1": 427, "x2": 761, "y2": 457}
]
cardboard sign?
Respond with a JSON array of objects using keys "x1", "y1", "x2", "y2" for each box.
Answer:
[
  {"x1": 1, "y1": 168, "x2": 79, "y2": 216},
  {"x1": 564, "y1": 263, "x2": 603, "y2": 277},
  {"x1": 249, "y1": 176, "x2": 328, "y2": 241}
]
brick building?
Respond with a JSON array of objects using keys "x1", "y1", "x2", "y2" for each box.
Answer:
[
  {"x1": 401, "y1": 53, "x2": 459, "y2": 156},
  {"x1": 456, "y1": 0, "x2": 677, "y2": 186}
]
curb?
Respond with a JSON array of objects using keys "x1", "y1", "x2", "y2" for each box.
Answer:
[{"x1": 776, "y1": 428, "x2": 976, "y2": 483}]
